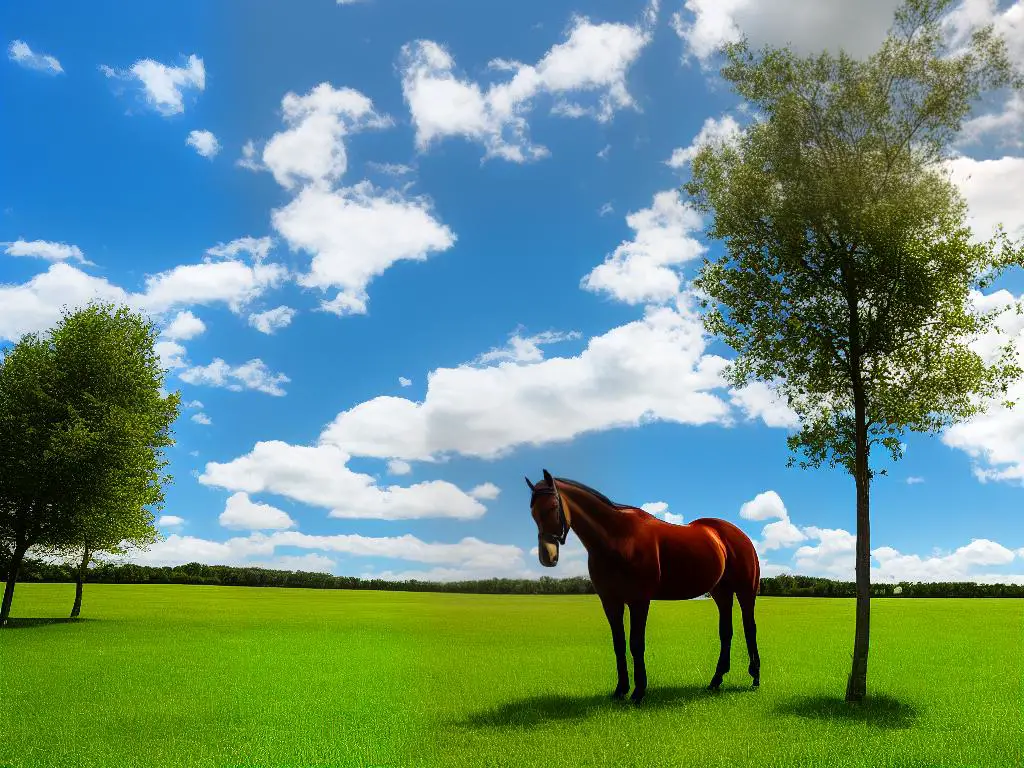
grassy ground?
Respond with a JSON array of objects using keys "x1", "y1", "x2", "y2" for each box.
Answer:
[{"x1": 1, "y1": 584, "x2": 1021, "y2": 767}]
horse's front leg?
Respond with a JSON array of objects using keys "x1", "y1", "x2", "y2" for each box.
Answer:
[
  {"x1": 600, "y1": 595, "x2": 629, "y2": 699},
  {"x1": 628, "y1": 599, "x2": 651, "y2": 703}
]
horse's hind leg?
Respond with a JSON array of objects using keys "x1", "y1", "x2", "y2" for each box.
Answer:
[
  {"x1": 708, "y1": 585, "x2": 734, "y2": 691},
  {"x1": 737, "y1": 589, "x2": 761, "y2": 688}
]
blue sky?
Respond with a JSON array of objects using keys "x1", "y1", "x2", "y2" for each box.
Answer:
[{"x1": 3, "y1": 0, "x2": 1023, "y2": 584}]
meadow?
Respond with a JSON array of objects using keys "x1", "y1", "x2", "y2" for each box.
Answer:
[{"x1": 1, "y1": 584, "x2": 1021, "y2": 768}]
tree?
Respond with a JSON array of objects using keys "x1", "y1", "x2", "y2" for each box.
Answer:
[
  {"x1": 0, "y1": 301, "x2": 179, "y2": 626},
  {"x1": 683, "y1": 0, "x2": 1023, "y2": 702}
]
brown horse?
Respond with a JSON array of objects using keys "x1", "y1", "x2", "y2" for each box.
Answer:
[{"x1": 526, "y1": 469, "x2": 761, "y2": 702}]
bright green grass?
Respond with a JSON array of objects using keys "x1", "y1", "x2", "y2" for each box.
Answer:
[{"x1": 2, "y1": 585, "x2": 1022, "y2": 767}]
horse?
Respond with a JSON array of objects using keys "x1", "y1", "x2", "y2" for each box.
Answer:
[{"x1": 525, "y1": 469, "x2": 761, "y2": 703}]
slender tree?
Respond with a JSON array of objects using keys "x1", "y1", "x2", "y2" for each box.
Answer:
[
  {"x1": 683, "y1": 0, "x2": 1023, "y2": 701},
  {"x1": 0, "y1": 301, "x2": 179, "y2": 626}
]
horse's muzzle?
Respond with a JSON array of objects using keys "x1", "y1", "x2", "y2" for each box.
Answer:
[{"x1": 538, "y1": 538, "x2": 559, "y2": 567}]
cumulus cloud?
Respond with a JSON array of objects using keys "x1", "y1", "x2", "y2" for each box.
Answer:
[
  {"x1": 199, "y1": 441, "x2": 491, "y2": 520},
  {"x1": 191, "y1": 412, "x2": 212, "y2": 425},
  {"x1": 387, "y1": 459, "x2": 412, "y2": 476},
  {"x1": 118, "y1": 530, "x2": 525, "y2": 575},
  {"x1": 8, "y1": 40, "x2": 62, "y2": 74},
  {"x1": 237, "y1": 140, "x2": 264, "y2": 171},
  {"x1": 399, "y1": 377, "x2": 412, "y2": 387},
  {"x1": 206, "y1": 236, "x2": 274, "y2": 263},
  {"x1": 162, "y1": 310, "x2": 206, "y2": 341},
  {"x1": 3, "y1": 239, "x2": 86, "y2": 263},
  {"x1": 671, "y1": 0, "x2": 903, "y2": 66},
  {"x1": 665, "y1": 115, "x2": 742, "y2": 169},
  {"x1": 219, "y1": 491, "x2": 296, "y2": 530},
  {"x1": 180, "y1": 358, "x2": 291, "y2": 396},
  {"x1": 261, "y1": 83, "x2": 392, "y2": 190},
  {"x1": 399, "y1": 1, "x2": 657, "y2": 162},
  {"x1": 271, "y1": 181, "x2": 455, "y2": 315},
  {"x1": 475, "y1": 327, "x2": 581, "y2": 365},
  {"x1": 945, "y1": 156, "x2": 1024, "y2": 242},
  {"x1": 469, "y1": 482, "x2": 501, "y2": 500},
  {"x1": 642, "y1": 501, "x2": 684, "y2": 524},
  {"x1": 102, "y1": 53, "x2": 205, "y2": 115},
  {"x1": 728, "y1": 380, "x2": 799, "y2": 429},
  {"x1": 739, "y1": 490, "x2": 807, "y2": 552},
  {"x1": 580, "y1": 189, "x2": 707, "y2": 305},
  {"x1": 319, "y1": 303, "x2": 731, "y2": 461},
  {"x1": 158, "y1": 515, "x2": 185, "y2": 527},
  {"x1": 186, "y1": 129, "x2": 221, "y2": 158},
  {"x1": 248, "y1": 306, "x2": 296, "y2": 334}
]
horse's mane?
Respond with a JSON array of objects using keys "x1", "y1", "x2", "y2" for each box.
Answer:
[{"x1": 553, "y1": 477, "x2": 634, "y2": 511}]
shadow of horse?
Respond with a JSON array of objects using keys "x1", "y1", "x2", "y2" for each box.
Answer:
[
  {"x1": 774, "y1": 693, "x2": 919, "y2": 730},
  {"x1": 1, "y1": 617, "x2": 93, "y2": 630},
  {"x1": 460, "y1": 684, "x2": 755, "y2": 729}
]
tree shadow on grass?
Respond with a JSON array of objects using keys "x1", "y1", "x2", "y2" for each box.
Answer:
[
  {"x1": 774, "y1": 694, "x2": 919, "y2": 730},
  {"x1": 460, "y1": 684, "x2": 755, "y2": 730},
  {"x1": 1, "y1": 617, "x2": 94, "y2": 630}
]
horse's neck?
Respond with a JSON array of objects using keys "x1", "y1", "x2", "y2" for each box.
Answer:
[{"x1": 558, "y1": 483, "x2": 624, "y2": 555}]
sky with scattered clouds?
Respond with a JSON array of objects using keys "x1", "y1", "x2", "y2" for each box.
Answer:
[{"x1": 3, "y1": 0, "x2": 1023, "y2": 585}]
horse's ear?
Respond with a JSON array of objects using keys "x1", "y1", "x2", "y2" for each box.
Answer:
[
  {"x1": 524, "y1": 476, "x2": 535, "y2": 491},
  {"x1": 543, "y1": 469, "x2": 553, "y2": 486}
]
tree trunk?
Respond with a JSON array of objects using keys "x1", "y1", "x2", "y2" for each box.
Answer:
[
  {"x1": 70, "y1": 547, "x2": 90, "y2": 619},
  {"x1": 845, "y1": 397, "x2": 871, "y2": 703},
  {"x1": 1, "y1": 544, "x2": 28, "y2": 627}
]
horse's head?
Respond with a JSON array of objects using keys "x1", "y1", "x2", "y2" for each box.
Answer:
[{"x1": 525, "y1": 469, "x2": 570, "y2": 567}]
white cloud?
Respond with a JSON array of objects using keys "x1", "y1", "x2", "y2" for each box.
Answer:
[
  {"x1": 191, "y1": 412, "x2": 212, "y2": 425},
  {"x1": 399, "y1": 376, "x2": 412, "y2": 387},
  {"x1": 7, "y1": 40, "x2": 62, "y2": 74},
  {"x1": 945, "y1": 156, "x2": 1024, "y2": 242},
  {"x1": 180, "y1": 358, "x2": 290, "y2": 396},
  {"x1": 598, "y1": 202, "x2": 614, "y2": 216},
  {"x1": 399, "y1": 2, "x2": 657, "y2": 162},
  {"x1": 319, "y1": 303, "x2": 731, "y2": 461},
  {"x1": 219, "y1": 491, "x2": 296, "y2": 531},
  {"x1": 102, "y1": 53, "x2": 205, "y2": 115},
  {"x1": 642, "y1": 501, "x2": 685, "y2": 524},
  {"x1": 598, "y1": 144, "x2": 611, "y2": 159},
  {"x1": 184, "y1": 400, "x2": 204, "y2": 409},
  {"x1": 739, "y1": 490, "x2": 787, "y2": 521},
  {"x1": 469, "y1": 482, "x2": 501, "y2": 500},
  {"x1": 254, "y1": 553, "x2": 337, "y2": 573},
  {"x1": 672, "y1": 0, "x2": 903, "y2": 66},
  {"x1": 237, "y1": 140, "x2": 264, "y2": 171},
  {"x1": 155, "y1": 340, "x2": 188, "y2": 370},
  {"x1": 206, "y1": 236, "x2": 274, "y2": 263},
  {"x1": 906, "y1": 476, "x2": 925, "y2": 485},
  {"x1": 476, "y1": 327, "x2": 581, "y2": 365},
  {"x1": 200, "y1": 441, "x2": 489, "y2": 520},
  {"x1": 580, "y1": 189, "x2": 706, "y2": 305},
  {"x1": 729, "y1": 380, "x2": 799, "y2": 428},
  {"x1": 665, "y1": 114, "x2": 742, "y2": 169},
  {"x1": 262, "y1": 83, "x2": 392, "y2": 191},
  {"x1": 387, "y1": 459, "x2": 412, "y2": 475},
  {"x1": 791, "y1": 528, "x2": 1023, "y2": 583},
  {"x1": 248, "y1": 306, "x2": 296, "y2": 334},
  {"x1": 120, "y1": 530, "x2": 524, "y2": 573},
  {"x1": 271, "y1": 181, "x2": 455, "y2": 315},
  {"x1": 139, "y1": 254, "x2": 287, "y2": 315},
  {"x1": 186, "y1": 129, "x2": 221, "y2": 158},
  {"x1": 162, "y1": 310, "x2": 206, "y2": 341},
  {"x1": 157, "y1": 515, "x2": 185, "y2": 527},
  {"x1": 3, "y1": 239, "x2": 86, "y2": 263},
  {"x1": 368, "y1": 162, "x2": 415, "y2": 176}
]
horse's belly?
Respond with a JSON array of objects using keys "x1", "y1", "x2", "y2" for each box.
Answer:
[{"x1": 653, "y1": 535, "x2": 726, "y2": 600}]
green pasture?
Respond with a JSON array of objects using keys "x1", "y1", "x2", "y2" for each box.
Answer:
[{"x1": 1, "y1": 584, "x2": 1022, "y2": 767}]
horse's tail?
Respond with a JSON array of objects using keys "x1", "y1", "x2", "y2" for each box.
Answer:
[{"x1": 692, "y1": 517, "x2": 761, "y2": 597}]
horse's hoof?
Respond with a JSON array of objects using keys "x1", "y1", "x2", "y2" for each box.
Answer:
[
  {"x1": 751, "y1": 681, "x2": 760, "y2": 690},
  {"x1": 611, "y1": 689, "x2": 627, "y2": 700},
  {"x1": 707, "y1": 679, "x2": 722, "y2": 692},
  {"x1": 630, "y1": 691, "x2": 646, "y2": 704}
]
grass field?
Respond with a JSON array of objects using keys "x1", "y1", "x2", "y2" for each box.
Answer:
[{"x1": 1, "y1": 584, "x2": 1022, "y2": 767}]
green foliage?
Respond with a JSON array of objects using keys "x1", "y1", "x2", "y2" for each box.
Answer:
[
  {"x1": 685, "y1": 0, "x2": 1024, "y2": 475},
  {"x1": 0, "y1": 300, "x2": 180, "y2": 622}
]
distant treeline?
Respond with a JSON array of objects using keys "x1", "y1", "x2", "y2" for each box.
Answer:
[{"x1": 5, "y1": 556, "x2": 1024, "y2": 598}]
